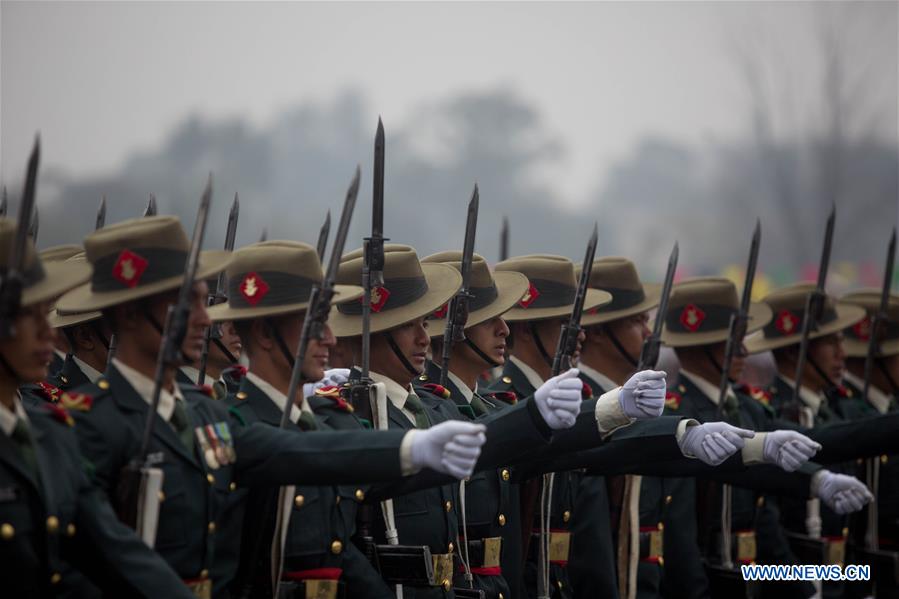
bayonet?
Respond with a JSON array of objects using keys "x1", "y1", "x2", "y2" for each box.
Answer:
[
  {"x1": 259, "y1": 227, "x2": 268, "y2": 242},
  {"x1": 316, "y1": 210, "x2": 331, "y2": 260},
  {"x1": 143, "y1": 194, "x2": 157, "y2": 217},
  {"x1": 438, "y1": 184, "x2": 479, "y2": 387},
  {"x1": 28, "y1": 207, "x2": 39, "y2": 243},
  {"x1": 716, "y1": 221, "x2": 761, "y2": 416},
  {"x1": 792, "y1": 205, "x2": 836, "y2": 404},
  {"x1": 862, "y1": 229, "x2": 896, "y2": 406},
  {"x1": 637, "y1": 242, "x2": 679, "y2": 371},
  {"x1": 360, "y1": 118, "x2": 388, "y2": 382},
  {"x1": 96, "y1": 196, "x2": 107, "y2": 230},
  {"x1": 551, "y1": 223, "x2": 598, "y2": 376},
  {"x1": 499, "y1": 216, "x2": 509, "y2": 262}
]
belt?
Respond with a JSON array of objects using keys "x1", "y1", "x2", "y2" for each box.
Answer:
[
  {"x1": 638, "y1": 524, "x2": 664, "y2": 565},
  {"x1": 733, "y1": 530, "x2": 757, "y2": 565},
  {"x1": 530, "y1": 529, "x2": 571, "y2": 566},
  {"x1": 182, "y1": 576, "x2": 212, "y2": 599},
  {"x1": 822, "y1": 534, "x2": 847, "y2": 565},
  {"x1": 432, "y1": 552, "x2": 455, "y2": 589},
  {"x1": 463, "y1": 537, "x2": 503, "y2": 569},
  {"x1": 281, "y1": 568, "x2": 343, "y2": 599}
]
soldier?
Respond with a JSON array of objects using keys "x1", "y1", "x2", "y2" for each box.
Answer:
[
  {"x1": 53, "y1": 216, "x2": 487, "y2": 597},
  {"x1": 39, "y1": 244, "x2": 83, "y2": 376},
  {"x1": 180, "y1": 319, "x2": 243, "y2": 399},
  {"x1": 0, "y1": 218, "x2": 196, "y2": 598}
]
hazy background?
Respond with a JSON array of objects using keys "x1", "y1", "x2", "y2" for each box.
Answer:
[{"x1": 2, "y1": 1, "x2": 897, "y2": 294}]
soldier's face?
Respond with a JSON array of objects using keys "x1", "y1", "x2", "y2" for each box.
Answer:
[
  {"x1": 303, "y1": 319, "x2": 336, "y2": 382},
  {"x1": 0, "y1": 301, "x2": 55, "y2": 383},
  {"x1": 808, "y1": 333, "x2": 846, "y2": 384},
  {"x1": 605, "y1": 312, "x2": 650, "y2": 362},
  {"x1": 209, "y1": 320, "x2": 242, "y2": 368},
  {"x1": 372, "y1": 317, "x2": 430, "y2": 380},
  {"x1": 705, "y1": 342, "x2": 746, "y2": 380},
  {"x1": 182, "y1": 282, "x2": 213, "y2": 363},
  {"x1": 462, "y1": 316, "x2": 509, "y2": 366},
  {"x1": 532, "y1": 318, "x2": 585, "y2": 363}
]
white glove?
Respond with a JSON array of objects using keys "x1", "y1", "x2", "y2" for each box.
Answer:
[
  {"x1": 815, "y1": 471, "x2": 874, "y2": 515},
  {"x1": 619, "y1": 370, "x2": 667, "y2": 419},
  {"x1": 410, "y1": 420, "x2": 487, "y2": 479},
  {"x1": 534, "y1": 368, "x2": 583, "y2": 430},
  {"x1": 679, "y1": 421, "x2": 755, "y2": 466},
  {"x1": 302, "y1": 368, "x2": 351, "y2": 398},
  {"x1": 763, "y1": 430, "x2": 821, "y2": 472}
]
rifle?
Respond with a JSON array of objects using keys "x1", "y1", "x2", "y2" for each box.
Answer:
[
  {"x1": 438, "y1": 185, "x2": 478, "y2": 387},
  {"x1": 95, "y1": 196, "x2": 107, "y2": 231},
  {"x1": 0, "y1": 136, "x2": 40, "y2": 340},
  {"x1": 143, "y1": 194, "x2": 157, "y2": 217},
  {"x1": 499, "y1": 216, "x2": 509, "y2": 262},
  {"x1": 637, "y1": 242, "x2": 679, "y2": 371},
  {"x1": 716, "y1": 221, "x2": 760, "y2": 416},
  {"x1": 792, "y1": 205, "x2": 835, "y2": 406},
  {"x1": 114, "y1": 175, "x2": 213, "y2": 544},
  {"x1": 197, "y1": 192, "x2": 240, "y2": 385},
  {"x1": 316, "y1": 210, "x2": 331, "y2": 261}
]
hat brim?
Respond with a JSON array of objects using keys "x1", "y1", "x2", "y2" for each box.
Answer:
[
  {"x1": 500, "y1": 287, "x2": 612, "y2": 322},
  {"x1": 55, "y1": 250, "x2": 232, "y2": 313},
  {"x1": 662, "y1": 302, "x2": 773, "y2": 348},
  {"x1": 329, "y1": 263, "x2": 462, "y2": 337},
  {"x1": 49, "y1": 309, "x2": 102, "y2": 329},
  {"x1": 580, "y1": 283, "x2": 662, "y2": 327},
  {"x1": 844, "y1": 337, "x2": 899, "y2": 358},
  {"x1": 745, "y1": 304, "x2": 866, "y2": 354},
  {"x1": 23, "y1": 262, "x2": 92, "y2": 307},
  {"x1": 207, "y1": 284, "x2": 364, "y2": 322},
  {"x1": 428, "y1": 271, "x2": 530, "y2": 338}
]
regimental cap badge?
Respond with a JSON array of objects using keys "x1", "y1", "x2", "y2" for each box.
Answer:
[
  {"x1": 679, "y1": 304, "x2": 705, "y2": 332},
  {"x1": 369, "y1": 286, "x2": 390, "y2": 313},
  {"x1": 240, "y1": 272, "x2": 269, "y2": 306},
  {"x1": 852, "y1": 316, "x2": 872, "y2": 341},
  {"x1": 112, "y1": 249, "x2": 148, "y2": 289},
  {"x1": 775, "y1": 310, "x2": 799, "y2": 336},
  {"x1": 519, "y1": 282, "x2": 540, "y2": 309}
]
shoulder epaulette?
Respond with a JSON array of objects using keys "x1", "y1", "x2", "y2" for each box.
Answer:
[
  {"x1": 223, "y1": 364, "x2": 248, "y2": 381},
  {"x1": 665, "y1": 390, "x2": 682, "y2": 410},
  {"x1": 44, "y1": 402, "x2": 74, "y2": 426},
  {"x1": 485, "y1": 390, "x2": 518, "y2": 405},
  {"x1": 315, "y1": 385, "x2": 354, "y2": 412},
  {"x1": 36, "y1": 381, "x2": 62, "y2": 403},
  {"x1": 197, "y1": 384, "x2": 215, "y2": 398},
  {"x1": 581, "y1": 381, "x2": 593, "y2": 400},
  {"x1": 59, "y1": 391, "x2": 93, "y2": 412},
  {"x1": 422, "y1": 383, "x2": 451, "y2": 400}
]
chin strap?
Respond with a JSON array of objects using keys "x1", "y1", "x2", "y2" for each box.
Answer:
[
  {"x1": 89, "y1": 322, "x2": 110, "y2": 351},
  {"x1": 385, "y1": 332, "x2": 420, "y2": 378},
  {"x1": 528, "y1": 322, "x2": 554, "y2": 369},
  {"x1": 604, "y1": 325, "x2": 638, "y2": 369},
  {"x1": 265, "y1": 318, "x2": 297, "y2": 372},
  {"x1": 464, "y1": 338, "x2": 501, "y2": 369},
  {"x1": 703, "y1": 347, "x2": 730, "y2": 382},
  {"x1": 212, "y1": 337, "x2": 238, "y2": 365},
  {"x1": 874, "y1": 359, "x2": 899, "y2": 396}
]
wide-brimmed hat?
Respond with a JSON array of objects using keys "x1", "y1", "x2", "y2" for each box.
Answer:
[
  {"x1": 577, "y1": 257, "x2": 662, "y2": 327},
  {"x1": 0, "y1": 219, "x2": 91, "y2": 307},
  {"x1": 49, "y1": 252, "x2": 103, "y2": 328},
  {"x1": 421, "y1": 251, "x2": 529, "y2": 337},
  {"x1": 207, "y1": 240, "x2": 363, "y2": 321},
  {"x1": 39, "y1": 244, "x2": 83, "y2": 264},
  {"x1": 744, "y1": 283, "x2": 865, "y2": 354},
  {"x1": 56, "y1": 216, "x2": 231, "y2": 313},
  {"x1": 329, "y1": 244, "x2": 462, "y2": 337},
  {"x1": 661, "y1": 277, "x2": 773, "y2": 348},
  {"x1": 494, "y1": 254, "x2": 611, "y2": 322},
  {"x1": 838, "y1": 289, "x2": 899, "y2": 358}
]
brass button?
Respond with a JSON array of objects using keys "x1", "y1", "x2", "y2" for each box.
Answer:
[
  {"x1": 498, "y1": 514, "x2": 506, "y2": 526},
  {"x1": 98, "y1": 379, "x2": 110, "y2": 390},
  {"x1": 355, "y1": 489, "x2": 365, "y2": 502},
  {"x1": 756, "y1": 497, "x2": 765, "y2": 508},
  {"x1": 51, "y1": 573, "x2": 62, "y2": 585},
  {"x1": 60, "y1": 375, "x2": 69, "y2": 384},
  {"x1": 665, "y1": 495, "x2": 673, "y2": 505},
  {"x1": 444, "y1": 500, "x2": 453, "y2": 512},
  {"x1": 419, "y1": 375, "x2": 428, "y2": 381},
  {"x1": 499, "y1": 594, "x2": 505, "y2": 599},
  {"x1": 335, "y1": 496, "x2": 341, "y2": 505},
  {"x1": 448, "y1": 542, "x2": 454, "y2": 553},
  {"x1": 562, "y1": 510, "x2": 571, "y2": 523},
  {"x1": 200, "y1": 569, "x2": 209, "y2": 579},
  {"x1": 658, "y1": 556, "x2": 665, "y2": 567},
  {"x1": 294, "y1": 495, "x2": 305, "y2": 508},
  {"x1": 658, "y1": 522, "x2": 664, "y2": 531},
  {"x1": 236, "y1": 391, "x2": 248, "y2": 400},
  {"x1": 1, "y1": 523, "x2": 14, "y2": 540},
  {"x1": 882, "y1": 455, "x2": 889, "y2": 464},
  {"x1": 158, "y1": 491, "x2": 166, "y2": 503},
  {"x1": 46, "y1": 516, "x2": 60, "y2": 533},
  {"x1": 502, "y1": 376, "x2": 512, "y2": 384},
  {"x1": 442, "y1": 579, "x2": 451, "y2": 591},
  {"x1": 66, "y1": 524, "x2": 76, "y2": 537},
  {"x1": 207, "y1": 521, "x2": 216, "y2": 533},
  {"x1": 557, "y1": 580, "x2": 563, "y2": 590},
  {"x1": 501, "y1": 469, "x2": 511, "y2": 482},
  {"x1": 842, "y1": 527, "x2": 849, "y2": 537},
  {"x1": 331, "y1": 540, "x2": 343, "y2": 554},
  {"x1": 229, "y1": 482, "x2": 237, "y2": 492},
  {"x1": 206, "y1": 474, "x2": 215, "y2": 485}
]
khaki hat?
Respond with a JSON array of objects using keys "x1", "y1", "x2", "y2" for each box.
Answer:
[
  {"x1": 577, "y1": 257, "x2": 662, "y2": 326},
  {"x1": 661, "y1": 277, "x2": 773, "y2": 348},
  {"x1": 744, "y1": 283, "x2": 866, "y2": 354},
  {"x1": 838, "y1": 289, "x2": 899, "y2": 358},
  {"x1": 56, "y1": 216, "x2": 231, "y2": 313},
  {"x1": 49, "y1": 252, "x2": 102, "y2": 328},
  {"x1": 39, "y1": 244, "x2": 82, "y2": 263},
  {"x1": 207, "y1": 240, "x2": 363, "y2": 321},
  {"x1": 421, "y1": 251, "x2": 529, "y2": 337},
  {"x1": 329, "y1": 244, "x2": 462, "y2": 337},
  {"x1": 494, "y1": 255, "x2": 611, "y2": 322},
  {"x1": 0, "y1": 218, "x2": 91, "y2": 307}
]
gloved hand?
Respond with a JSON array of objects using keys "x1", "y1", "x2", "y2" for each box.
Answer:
[
  {"x1": 678, "y1": 421, "x2": 755, "y2": 465},
  {"x1": 302, "y1": 368, "x2": 351, "y2": 398},
  {"x1": 815, "y1": 471, "x2": 874, "y2": 515},
  {"x1": 410, "y1": 420, "x2": 487, "y2": 479},
  {"x1": 763, "y1": 430, "x2": 821, "y2": 472},
  {"x1": 534, "y1": 368, "x2": 583, "y2": 430},
  {"x1": 618, "y1": 370, "x2": 667, "y2": 419}
]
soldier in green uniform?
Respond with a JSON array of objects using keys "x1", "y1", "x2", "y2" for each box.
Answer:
[
  {"x1": 0, "y1": 218, "x2": 196, "y2": 599},
  {"x1": 38, "y1": 244, "x2": 83, "y2": 377},
  {"x1": 180, "y1": 318, "x2": 243, "y2": 399},
  {"x1": 54, "y1": 216, "x2": 487, "y2": 598}
]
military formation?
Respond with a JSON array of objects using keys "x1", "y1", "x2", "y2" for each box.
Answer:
[{"x1": 1, "y1": 122, "x2": 897, "y2": 599}]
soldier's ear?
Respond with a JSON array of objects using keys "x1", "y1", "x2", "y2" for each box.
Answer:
[
  {"x1": 113, "y1": 303, "x2": 142, "y2": 332},
  {"x1": 72, "y1": 324, "x2": 96, "y2": 351},
  {"x1": 250, "y1": 318, "x2": 274, "y2": 353}
]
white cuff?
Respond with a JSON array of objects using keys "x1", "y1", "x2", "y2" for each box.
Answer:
[
  {"x1": 810, "y1": 469, "x2": 827, "y2": 497},
  {"x1": 741, "y1": 432, "x2": 767, "y2": 465},
  {"x1": 676, "y1": 419, "x2": 700, "y2": 458},
  {"x1": 594, "y1": 388, "x2": 633, "y2": 436},
  {"x1": 400, "y1": 430, "x2": 419, "y2": 476}
]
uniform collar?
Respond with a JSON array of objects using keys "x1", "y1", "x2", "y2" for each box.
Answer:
[
  {"x1": 0, "y1": 394, "x2": 28, "y2": 437},
  {"x1": 776, "y1": 372, "x2": 823, "y2": 415},
  {"x1": 370, "y1": 370, "x2": 416, "y2": 412},
  {"x1": 679, "y1": 369, "x2": 737, "y2": 406},
  {"x1": 244, "y1": 371, "x2": 309, "y2": 424},
  {"x1": 72, "y1": 355, "x2": 103, "y2": 384},
  {"x1": 843, "y1": 370, "x2": 892, "y2": 415},
  {"x1": 53, "y1": 348, "x2": 67, "y2": 363},
  {"x1": 179, "y1": 366, "x2": 225, "y2": 387},
  {"x1": 509, "y1": 355, "x2": 546, "y2": 391},
  {"x1": 577, "y1": 362, "x2": 618, "y2": 393},
  {"x1": 112, "y1": 358, "x2": 184, "y2": 423},
  {"x1": 447, "y1": 369, "x2": 475, "y2": 403}
]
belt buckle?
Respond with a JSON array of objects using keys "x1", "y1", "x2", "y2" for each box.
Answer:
[
  {"x1": 826, "y1": 538, "x2": 846, "y2": 565},
  {"x1": 735, "y1": 531, "x2": 757, "y2": 563},
  {"x1": 186, "y1": 579, "x2": 212, "y2": 599},
  {"x1": 549, "y1": 531, "x2": 571, "y2": 562},
  {"x1": 649, "y1": 527, "x2": 664, "y2": 560},
  {"x1": 482, "y1": 537, "x2": 502, "y2": 568},
  {"x1": 304, "y1": 580, "x2": 338, "y2": 599},
  {"x1": 431, "y1": 553, "x2": 454, "y2": 588}
]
